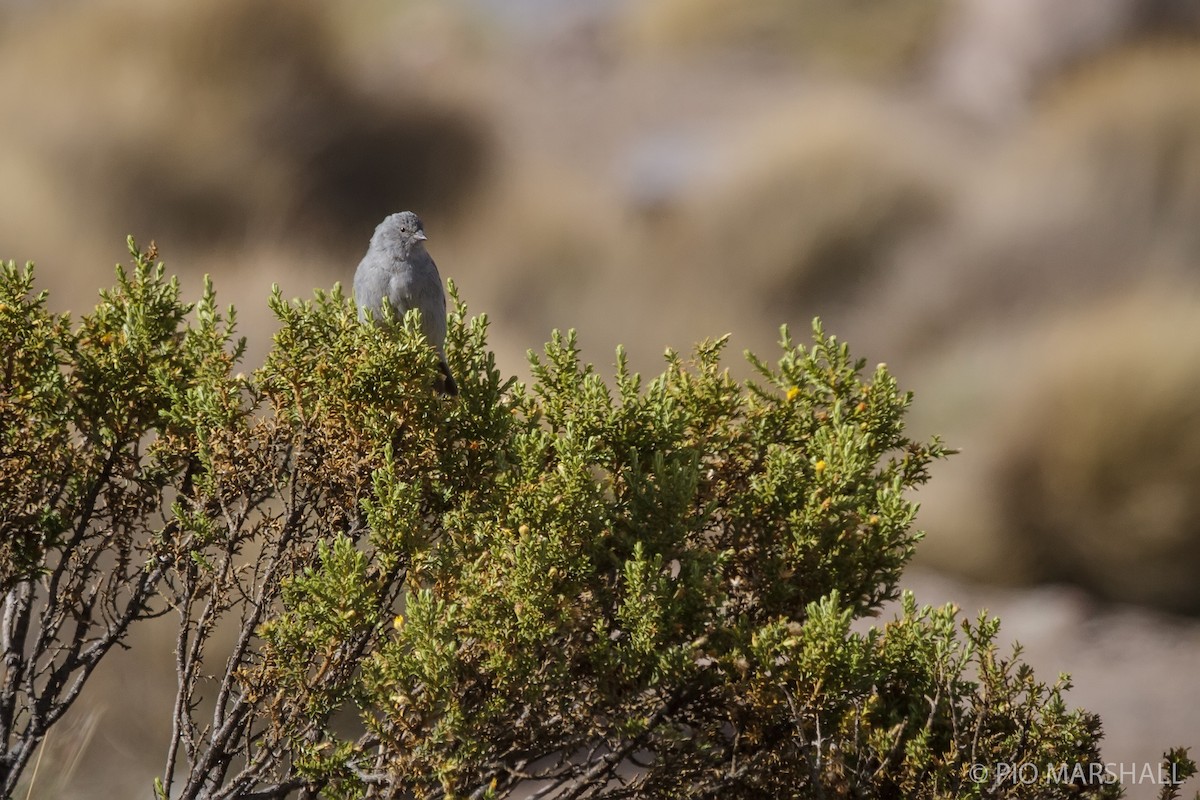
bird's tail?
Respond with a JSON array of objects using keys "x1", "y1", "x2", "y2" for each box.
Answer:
[{"x1": 437, "y1": 360, "x2": 459, "y2": 396}]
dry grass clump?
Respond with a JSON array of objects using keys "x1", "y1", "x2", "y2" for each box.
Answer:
[
  {"x1": 1019, "y1": 43, "x2": 1200, "y2": 262},
  {"x1": 882, "y1": 43, "x2": 1200, "y2": 359},
  {"x1": 0, "y1": 0, "x2": 492, "y2": 256},
  {"x1": 908, "y1": 287, "x2": 1200, "y2": 614},
  {"x1": 657, "y1": 96, "x2": 953, "y2": 330},
  {"x1": 622, "y1": 0, "x2": 947, "y2": 76},
  {"x1": 992, "y1": 291, "x2": 1200, "y2": 614}
]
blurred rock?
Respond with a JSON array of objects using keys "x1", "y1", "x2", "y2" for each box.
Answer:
[
  {"x1": 927, "y1": 0, "x2": 1200, "y2": 125},
  {"x1": 927, "y1": 0, "x2": 1134, "y2": 125}
]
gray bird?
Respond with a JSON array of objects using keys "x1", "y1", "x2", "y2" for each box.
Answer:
[{"x1": 353, "y1": 211, "x2": 458, "y2": 395}]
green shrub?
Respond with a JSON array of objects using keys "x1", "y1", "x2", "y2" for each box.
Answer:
[{"x1": 0, "y1": 240, "x2": 1192, "y2": 798}]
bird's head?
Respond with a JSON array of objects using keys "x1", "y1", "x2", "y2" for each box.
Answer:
[{"x1": 373, "y1": 211, "x2": 428, "y2": 252}]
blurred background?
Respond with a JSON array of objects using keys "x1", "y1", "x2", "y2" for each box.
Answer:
[{"x1": 3, "y1": 0, "x2": 1200, "y2": 796}]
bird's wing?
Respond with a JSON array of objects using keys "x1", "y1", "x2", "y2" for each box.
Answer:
[
  {"x1": 353, "y1": 254, "x2": 393, "y2": 321},
  {"x1": 409, "y1": 251, "x2": 448, "y2": 350}
]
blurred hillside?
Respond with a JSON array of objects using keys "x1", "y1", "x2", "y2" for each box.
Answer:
[{"x1": 3, "y1": 0, "x2": 1200, "y2": 797}]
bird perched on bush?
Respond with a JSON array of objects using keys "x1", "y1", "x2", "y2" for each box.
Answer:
[{"x1": 353, "y1": 211, "x2": 457, "y2": 395}]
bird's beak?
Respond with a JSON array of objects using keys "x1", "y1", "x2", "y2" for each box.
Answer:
[{"x1": 414, "y1": 230, "x2": 428, "y2": 241}]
